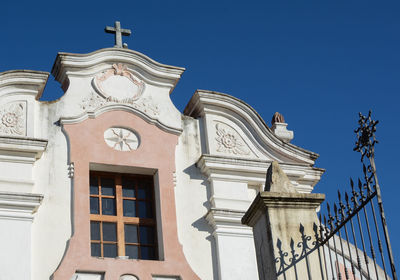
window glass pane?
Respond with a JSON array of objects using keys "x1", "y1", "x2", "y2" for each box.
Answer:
[
  {"x1": 126, "y1": 245, "x2": 139, "y2": 259},
  {"x1": 101, "y1": 178, "x2": 115, "y2": 196},
  {"x1": 139, "y1": 226, "x2": 155, "y2": 244},
  {"x1": 123, "y1": 200, "x2": 136, "y2": 217},
  {"x1": 137, "y1": 182, "x2": 151, "y2": 199},
  {"x1": 138, "y1": 201, "x2": 152, "y2": 218},
  {"x1": 124, "y1": 224, "x2": 138, "y2": 243},
  {"x1": 90, "y1": 197, "x2": 99, "y2": 214},
  {"x1": 122, "y1": 177, "x2": 135, "y2": 198},
  {"x1": 102, "y1": 198, "x2": 116, "y2": 215},
  {"x1": 140, "y1": 246, "x2": 156, "y2": 260},
  {"x1": 103, "y1": 243, "x2": 117, "y2": 258},
  {"x1": 103, "y1": 222, "x2": 117, "y2": 241},
  {"x1": 91, "y1": 243, "x2": 101, "y2": 257},
  {"x1": 90, "y1": 221, "x2": 100, "y2": 240},
  {"x1": 90, "y1": 176, "x2": 98, "y2": 195}
]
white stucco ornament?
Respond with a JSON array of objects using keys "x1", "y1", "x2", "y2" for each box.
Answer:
[
  {"x1": 0, "y1": 101, "x2": 26, "y2": 136},
  {"x1": 215, "y1": 122, "x2": 250, "y2": 155},
  {"x1": 93, "y1": 63, "x2": 145, "y2": 103},
  {"x1": 104, "y1": 127, "x2": 140, "y2": 151}
]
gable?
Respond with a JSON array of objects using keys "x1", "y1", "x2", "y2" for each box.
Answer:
[
  {"x1": 184, "y1": 89, "x2": 319, "y2": 165},
  {"x1": 51, "y1": 48, "x2": 185, "y2": 134}
]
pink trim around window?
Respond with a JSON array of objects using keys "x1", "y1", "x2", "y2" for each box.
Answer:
[{"x1": 52, "y1": 110, "x2": 199, "y2": 280}]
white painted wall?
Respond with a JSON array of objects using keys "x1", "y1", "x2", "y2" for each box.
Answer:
[
  {"x1": 0, "y1": 219, "x2": 31, "y2": 280},
  {"x1": 31, "y1": 113, "x2": 72, "y2": 280},
  {"x1": 174, "y1": 116, "x2": 216, "y2": 280},
  {"x1": 0, "y1": 49, "x2": 326, "y2": 280}
]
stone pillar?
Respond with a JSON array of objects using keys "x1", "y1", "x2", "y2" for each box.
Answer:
[{"x1": 242, "y1": 162, "x2": 325, "y2": 280}]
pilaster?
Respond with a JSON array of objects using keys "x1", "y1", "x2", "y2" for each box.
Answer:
[
  {"x1": 0, "y1": 191, "x2": 43, "y2": 280},
  {"x1": 205, "y1": 208, "x2": 258, "y2": 280},
  {"x1": 0, "y1": 136, "x2": 46, "y2": 280}
]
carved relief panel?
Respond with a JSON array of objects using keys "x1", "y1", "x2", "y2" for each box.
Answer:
[
  {"x1": 80, "y1": 63, "x2": 160, "y2": 121},
  {"x1": 104, "y1": 127, "x2": 140, "y2": 151},
  {"x1": 0, "y1": 101, "x2": 26, "y2": 136},
  {"x1": 212, "y1": 121, "x2": 257, "y2": 158},
  {"x1": 215, "y1": 122, "x2": 250, "y2": 156},
  {"x1": 93, "y1": 63, "x2": 144, "y2": 103}
]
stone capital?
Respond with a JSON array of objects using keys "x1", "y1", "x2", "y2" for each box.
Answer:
[{"x1": 242, "y1": 191, "x2": 325, "y2": 227}]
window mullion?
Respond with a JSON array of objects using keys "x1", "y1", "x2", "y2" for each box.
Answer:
[
  {"x1": 98, "y1": 177, "x2": 102, "y2": 215},
  {"x1": 116, "y1": 175, "x2": 125, "y2": 257},
  {"x1": 100, "y1": 221, "x2": 104, "y2": 257},
  {"x1": 98, "y1": 177, "x2": 104, "y2": 257}
]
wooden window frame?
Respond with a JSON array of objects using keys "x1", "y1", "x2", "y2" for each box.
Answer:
[{"x1": 90, "y1": 171, "x2": 158, "y2": 259}]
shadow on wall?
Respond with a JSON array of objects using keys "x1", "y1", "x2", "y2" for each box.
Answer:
[{"x1": 183, "y1": 164, "x2": 219, "y2": 280}]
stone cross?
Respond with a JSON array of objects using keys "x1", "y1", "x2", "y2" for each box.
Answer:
[{"x1": 105, "y1": 21, "x2": 131, "y2": 48}]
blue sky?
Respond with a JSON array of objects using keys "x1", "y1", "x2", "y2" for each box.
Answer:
[{"x1": 2, "y1": 0, "x2": 399, "y2": 266}]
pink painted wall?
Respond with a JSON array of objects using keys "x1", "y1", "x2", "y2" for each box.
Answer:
[{"x1": 53, "y1": 110, "x2": 199, "y2": 280}]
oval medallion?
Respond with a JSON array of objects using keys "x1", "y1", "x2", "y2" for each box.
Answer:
[
  {"x1": 93, "y1": 63, "x2": 145, "y2": 103},
  {"x1": 104, "y1": 127, "x2": 140, "y2": 151}
]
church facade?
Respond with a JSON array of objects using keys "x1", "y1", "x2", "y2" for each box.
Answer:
[{"x1": 0, "y1": 26, "x2": 325, "y2": 280}]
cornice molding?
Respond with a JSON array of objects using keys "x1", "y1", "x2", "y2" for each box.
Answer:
[
  {"x1": 0, "y1": 191, "x2": 43, "y2": 221},
  {"x1": 59, "y1": 103, "x2": 182, "y2": 136},
  {"x1": 197, "y1": 154, "x2": 325, "y2": 192},
  {"x1": 205, "y1": 208, "x2": 253, "y2": 237},
  {"x1": 51, "y1": 48, "x2": 185, "y2": 93},
  {"x1": 0, "y1": 70, "x2": 49, "y2": 100},
  {"x1": 184, "y1": 90, "x2": 319, "y2": 165},
  {"x1": 0, "y1": 136, "x2": 48, "y2": 159}
]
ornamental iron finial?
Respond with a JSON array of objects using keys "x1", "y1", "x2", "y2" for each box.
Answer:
[{"x1": 354, "y1": 110, "x2": 379, "y2": 162}]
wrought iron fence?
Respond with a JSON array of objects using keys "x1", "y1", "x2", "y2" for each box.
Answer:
[
  {"x1": 317, "y1": 111, "x2": 397, "y2": 280},
  {"x1": 275, "y1": 111, "x2": 397, "y2": 280}
]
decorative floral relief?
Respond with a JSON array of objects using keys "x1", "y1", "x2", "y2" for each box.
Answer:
[
  {"x1": 131, "y1": 97, "x2": 159, "y2": 117},
  {"x1": 81, "y1": 91, "x2": 159, "y2": 118},
  {"x1": 93, "y1": 63, "x2": 145, "y2": 103},
  {"x1": 104, "y1": 127, "x2": 140, "y2": 151},
  {"x1": 215, "y1": 122, "x2": 251, "y2": 156},
  {"x1": 0, "y1": 102, "x2": 26, "y2": 136},
  {"x1": 81, "y1": 92, "x2": 106, "y2": 111}
]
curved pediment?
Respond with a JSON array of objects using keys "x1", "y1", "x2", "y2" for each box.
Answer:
[
  {"x1": 51, "y1": 48, "x2": 185, "y2": 92},
  {"x1": 184, "y1": 90, "x2": 319, "y2": 165},
  {"x1": 49, "y1": 48, "x2": 185, "y2": 133},
  {"x1": 0, "y1": 70, "x2": 49, "y2": 99}
]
